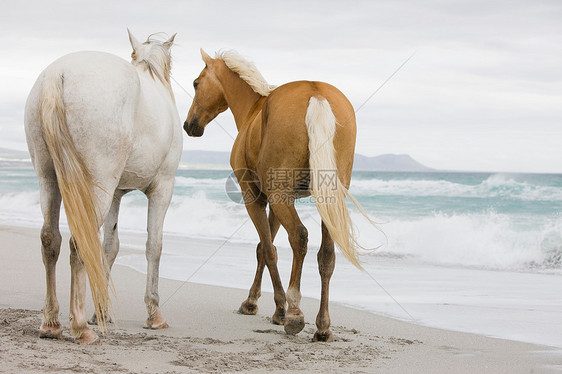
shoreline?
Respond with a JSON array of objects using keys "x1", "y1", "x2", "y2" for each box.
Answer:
[
  {"x1": 2, "y1": 221, "x2": 562, "y2": 348},
  {"x1": 112, "y1": 227, "x2": 562, "y2": 349},
  {"x1": 1, "y1": 224, "x2": 562, "y2": 373}
]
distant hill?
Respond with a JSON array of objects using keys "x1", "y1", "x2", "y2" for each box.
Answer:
[
  {"x1": 0, "y1": 147, "x2": 31, "y2": 167},
  {"x1": 181, "y1": 150, "x2": 230, "y2": 169},
  {"x1": 353, "y1": 153, "x2": 434, "y2": 172},
  {"x1": 0, "y1": 148, "x2": 434, "y2": 172},
  {"x1": 0, "y1": 147, "x2": 29, "y2": 159},
  {"x1": 181, "y1": 150, "x2": 434, "y2": 172}
]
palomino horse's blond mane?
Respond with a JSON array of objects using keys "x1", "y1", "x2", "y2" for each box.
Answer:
[{"x1": 216, "y1": 51, "x2": 276, "y2": 96}]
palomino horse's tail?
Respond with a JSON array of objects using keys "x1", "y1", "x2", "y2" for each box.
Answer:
[
  {"x1": 305, "y1": 96, "x2": 368, "y2": 270},
  {"x1": 39, "y1": 72, "x2": 111, "y2": 332}
]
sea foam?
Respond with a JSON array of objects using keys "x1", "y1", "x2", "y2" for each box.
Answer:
[{"x1": 1, "y1": 170, "x2": 561, "y2": 271}]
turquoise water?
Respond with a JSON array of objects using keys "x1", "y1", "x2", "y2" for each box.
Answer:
[
  {"x1": 1, "y1": 167, "x2": 561, "y2": 270},
  {"x1": 352, "y1": 171, "x2": 562, "y2": 218}
]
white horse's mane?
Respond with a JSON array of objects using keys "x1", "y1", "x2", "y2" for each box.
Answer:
[
  {"x1": 134, "y1": 36, "x2": 173, "y2": 96},
  {"x1": 216, "y1": 51, "x2": 276, "y2": 96}
]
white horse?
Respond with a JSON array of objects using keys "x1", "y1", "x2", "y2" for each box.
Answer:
[{"x1": 24, "y1": 30, "x2": 182, "y2": 344}]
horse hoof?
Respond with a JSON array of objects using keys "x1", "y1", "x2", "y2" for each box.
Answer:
[
  {"x1": 74, "y1": 328, "x2": 100, "y2": 345},
  {"x1": 144, "y1": 312, "x2": 168, "y2": 330},
  {"x1": 271, "y1": 308, "x2": 285, "y2": 325},
  {"x1": 39, "y1": 324, "x2": 62, "y2": 340},
  {"x1": 238, "y1": 300, "x2": 258, "y2": 315},
  {"x1": 313, "y1": 330, "x2": 333, "y2": 342},
  {"x1": 144, "y1": 320, "x2": 168, "y2": 329},
  {"x1": 284, "y1": 309, "x2": 305, "y2": 335}
]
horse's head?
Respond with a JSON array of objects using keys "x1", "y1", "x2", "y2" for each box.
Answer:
[
  {"x1": 127, "y1": 29, "x2": 176, "y2": 86},
  {"x1": 184, "y1": 49, "x2": 228, "y2": 137}
]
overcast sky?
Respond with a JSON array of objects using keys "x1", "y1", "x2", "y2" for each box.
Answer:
[{"x1": 1, "y1": 0, "x2": 561, "y2": 172}]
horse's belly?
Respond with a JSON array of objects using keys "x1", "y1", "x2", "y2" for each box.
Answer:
[
  {"x1": 118, "y1": 134, "x2": 181, "y2": 191},
  {"x1": 117, "y1": 169, "x2": 156, "y2": 191},
  {"x1": 119, "y1": 153, "x2": 169, "y2": 190}
]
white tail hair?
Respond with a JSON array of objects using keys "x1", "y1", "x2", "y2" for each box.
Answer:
[
  {"x1": 39, "y1": 72, "x2": 112, "y2": 332},
  {"x1": 305, "y1": 96, "x2": 372, "y2": 269}
]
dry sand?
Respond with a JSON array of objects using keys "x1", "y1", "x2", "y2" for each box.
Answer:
[{"x1": 1, "y1": 225, "x2": 561, "y2": 373}]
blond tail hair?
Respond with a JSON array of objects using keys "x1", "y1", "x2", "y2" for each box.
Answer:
[
  {"x1": 39, "y1": 72, "x2": 112, "y2": 332},
  {"x1": 305, "y1": 96, "x2": 372, "y2": 270}
]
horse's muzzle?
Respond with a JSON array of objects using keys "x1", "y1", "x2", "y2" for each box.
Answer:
[{"x1": 184, "y1": 119, "x2": 205, "y2": 137}]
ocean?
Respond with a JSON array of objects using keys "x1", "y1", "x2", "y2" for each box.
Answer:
[{"x1": 1, "y1": 167, "x2": 562, "y2": 347}]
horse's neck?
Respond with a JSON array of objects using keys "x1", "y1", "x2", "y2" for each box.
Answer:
[
  {"x1": 218, "y1": 65, "x2": 262, "y2": 131},
  {"x1": 137, "y1": 65, "x2": 175, "y2": 103}
]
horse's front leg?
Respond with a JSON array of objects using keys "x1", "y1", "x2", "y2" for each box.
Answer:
[
  {"x1": 239, "y1": 208, "x2": 281, "y2": 315},
  {"x1": 242, "y1": 190, "x2": 287, "y2": 325},
  {"x1": 143, "y1": 178, "x2": 174, "y2": 329}
]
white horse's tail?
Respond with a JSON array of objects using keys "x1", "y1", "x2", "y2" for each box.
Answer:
[
  {"x1": 305, "y1": 96, "x2": 370, "y2": 270},
  {"x1": 39, "y1": 72, "x2": 111, "y2": 332}
]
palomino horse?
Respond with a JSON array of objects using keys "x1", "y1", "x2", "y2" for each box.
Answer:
[
  {"x1": 184, "y1": 50, "x2": 366, "y2": 341},
  {"x1": 24, "y1": 31, "x2": 182, "y2": 344}
]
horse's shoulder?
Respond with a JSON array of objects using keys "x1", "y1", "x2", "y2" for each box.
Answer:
[{"x1": 230, "y1": 136, "x2": 247, "y2": 170}]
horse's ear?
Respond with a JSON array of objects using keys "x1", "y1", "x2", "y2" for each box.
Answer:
[
  {"x1": 200, "y1": 48, "x2": 213, "y2": 66},
  {"x1": 127, "y1": 28, "x2": 140, "y2": 51},
  {"x1": 164, "y1": 33, "x2": 177, "y2": 49}
]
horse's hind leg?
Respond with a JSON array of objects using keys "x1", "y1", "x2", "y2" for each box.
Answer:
[
  {"x1": 313, "y1": 222, "x2": 335, "y2": 342},
  {"x1": 270, "y1": 201, "x2": 308, "y2": 335},
  {"x1": 69, "y1": 187, "x2": 115, "y2": 344},
  {"x1": 143, "y1": 178, "x2": 174, "y2": 329},
  {"x1": 69, "y1": 238, "x2": 99, "y2": 344},
  {"x1": 239, "y1": 208, "x2": 281, "y2": 315},
  {"x1": 89, "y1": 190, "x2": 126, "y2": 325},
  {"x1": 38, "y1": 176, "x2": 63, "y2": 339}
]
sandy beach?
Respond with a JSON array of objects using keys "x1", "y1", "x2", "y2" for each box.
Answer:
[{"x1": 1, "y1": 224, "x2": 561, "y2": 373}]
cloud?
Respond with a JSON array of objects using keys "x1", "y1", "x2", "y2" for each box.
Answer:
[{"x1": 1, "y1": 0, "x2": 561, "y2": 172}]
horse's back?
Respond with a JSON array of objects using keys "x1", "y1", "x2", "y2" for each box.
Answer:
[
  {"x1": 258, "y1": 81, "x2": 356, "y2": 182},
  {"x1": 267, "y1": 81, "x2": 355, "y2": 124}
]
